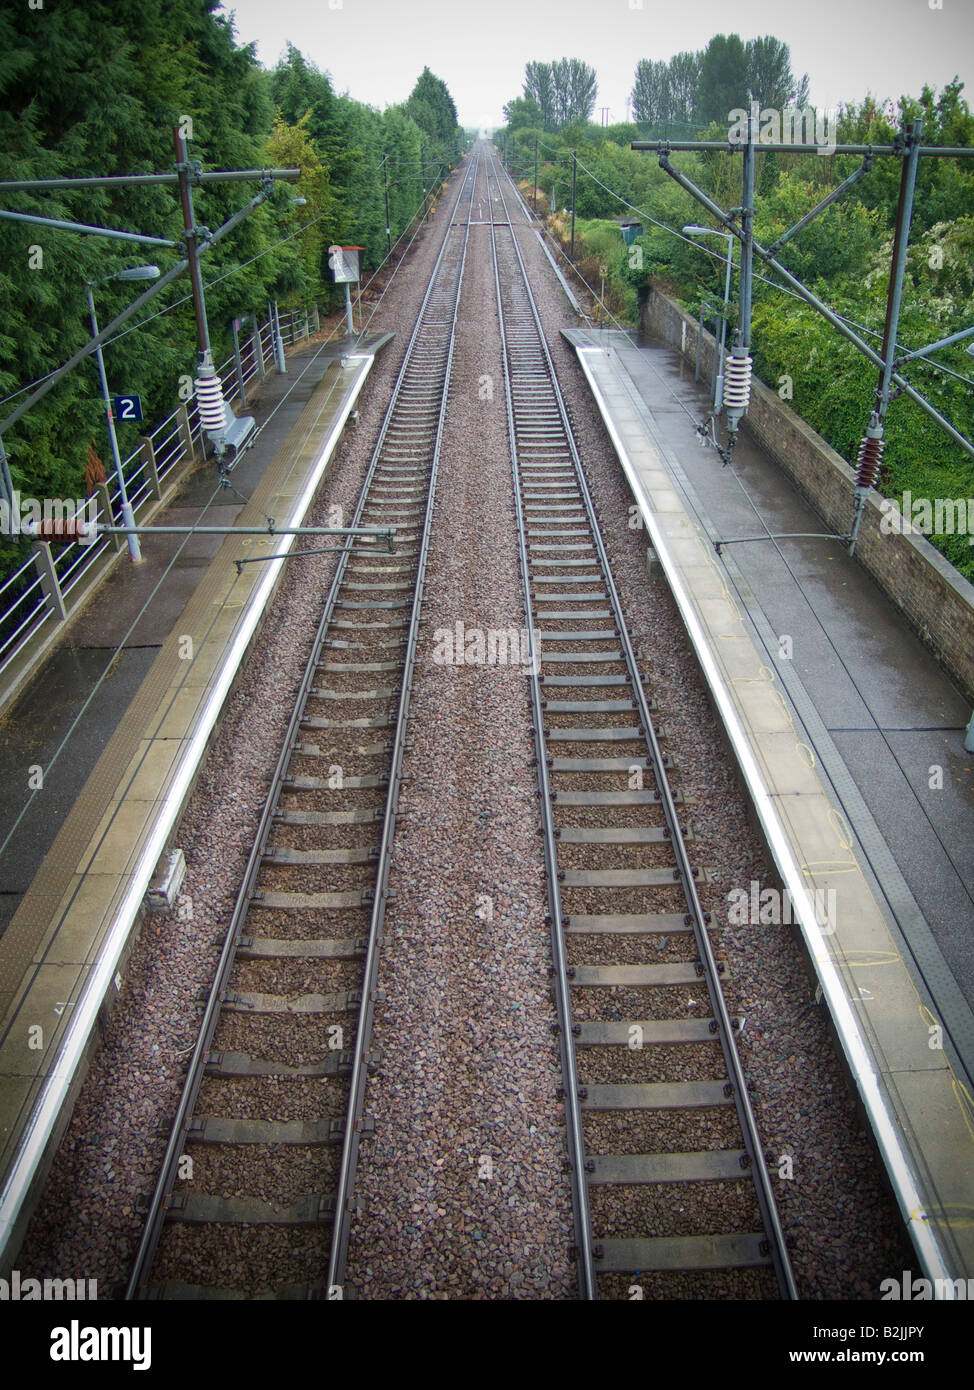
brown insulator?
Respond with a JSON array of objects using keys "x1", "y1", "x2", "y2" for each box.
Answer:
[{"x1": 855, "y1": 434, "x2": 884, "y2": 490}]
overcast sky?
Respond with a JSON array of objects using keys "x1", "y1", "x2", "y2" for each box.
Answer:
[{"x1": 219, "y1": 0, "x2": 973, "y2": 130}]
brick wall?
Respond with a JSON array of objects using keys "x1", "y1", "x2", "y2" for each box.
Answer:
[{"x1": 640, "y1": 288, "x2": 974, "y2": 703}]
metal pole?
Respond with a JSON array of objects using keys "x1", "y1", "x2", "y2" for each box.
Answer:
[
  {"x1": 878, "y1": 121, "x2": 923, "y2": 412},
  {"x1": 271, "y1": 301, "x2": 286, "y2": 373},
  {"x1": 767, "y1": 158, "x2": 873, "y2": 255},
  {"x1": 570, "y1": 150, "x2": 577, "y2": 262},
  {"x1": 0, "y1": 208, "x2": 175, "y2": 247},
  {"x1": 534, "y1": 138, "x2": 538, "y2": 210},
  {"x1": 231, "y1": 318, "x2": 246, "y2": 404},
  {"x1": 86, "y1": 286, "x2": 141, "y2": 562},
  {"x1": 0, "y1": 437, "x2": 14, "y2": 511},
  {"x1": 632, "y1": 140, "x2": 974, "y2": 157},
  {"x1": 383, "y1": 154, "x2": 391, "y2": 255},
  {"x1": 81, "y1": 524, "x2": 396, "y2": 539},
  {"x1": 717, "y1": 236, "x2": 732, "y2": 409},
  {"x1": 252, "y1": 319, "x2": 264, "y2": 383},
  {"x1": 738, "y1": 110, "x2": 756, "y2": 352},
  {"x1": 896, "y1": 322, "x2": 974, "y2": 365},
  {"x1": 173, "y1": 127, "x2": 211, "y2": 367},
  {"x1": 344, "y1": 283, "x2": 354, "y2": 337},
  {"x1": 850, "y1": 119, "x2": 923, "y2": 555},
  {"x1": 0, "y1": 168, "x2": 300, "y2": 193}
]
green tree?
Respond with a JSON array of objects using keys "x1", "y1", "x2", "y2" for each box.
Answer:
[
  {"x1": 669, "y1": 51, "x2": 702, "y2": 123},
  {"x1": 261, "y1": 113, "x2": 332, "y2": 300},
  {"x1": 0, "y1": 0, "x2": 278, "y2": 510},
  {"x1": 524, "y1": 58, "x2": 596, "y2": 130},
  {"x1": 695, "y1": 33, "x2": 748, "y2": 126},
  {"x1": 502, "y1": 95, "x2": 543, "y2": 132},
  {"x1": 745, "y1": 36, "x2": 809, "y2": 112},
  {"x1": 404, "y1": 67, "x2": 460, "y2": 152},
  {"x1": 524, "y1": 61, "x2": 556, "y2": 131},
  {"x1": 553, "y1": 58, "x2": 597, "y2": 126},
  {"x1": 631, "y1": 60, "x2": 670, "y2": 125}
]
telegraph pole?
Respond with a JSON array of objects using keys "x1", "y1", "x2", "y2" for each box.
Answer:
[
  {"x1": 534, "y1": 138, "x2": 538, "y2": 211},
  {"x1": 0, "y1": 151, "x2": 298, "y2": 506},
  {"x1": 382, "y1": 153, "x2": 391, "y2": 255},
  {"x1": 570, "y1": 150, "x2": 577, "y2": 261},
  {"x1": 173, "y1": 126, "x2": 212, "y2": 369}
]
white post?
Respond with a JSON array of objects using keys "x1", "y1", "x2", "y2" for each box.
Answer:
[
  {"x1": 33, "y1": 540, "x2": 67, "y2": 621},
  {"x1": 86, "y1": 286, "x2": 141, "y2": 562}
]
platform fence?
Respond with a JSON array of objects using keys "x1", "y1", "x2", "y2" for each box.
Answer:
[{"x1": 0, "y1": 302, "x2": 318, "y2": 710}]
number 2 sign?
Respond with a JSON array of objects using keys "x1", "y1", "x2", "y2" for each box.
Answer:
[{"x1": 112, "y1": 394, "x2": 143, "y2": 422}]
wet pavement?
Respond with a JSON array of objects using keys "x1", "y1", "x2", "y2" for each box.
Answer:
[{"x1": 0, "y1": 336, "x2": 365, "y2": 938}]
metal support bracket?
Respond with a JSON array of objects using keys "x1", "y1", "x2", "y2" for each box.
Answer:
[{"x1": 714, "y1": 532, "x2": 852, "y2": 555}]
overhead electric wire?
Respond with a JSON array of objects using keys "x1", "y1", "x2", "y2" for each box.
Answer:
[
  {"x1": 1, "y1": 140, "x2": 467, "y2": 417},
  {"x1": 0, "y1": 210, "x2": 329, "y2": 410},
  {"x1": 515, "y1": 142, "x2": 974, "y2": 390}
]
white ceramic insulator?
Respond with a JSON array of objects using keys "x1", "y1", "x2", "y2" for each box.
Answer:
[
  {"x1": 723, "y1": 354, "x2": 752, "y2": 411},
  {"x1": 195, "y1": 372, "x2": 228, "y2": 436}
]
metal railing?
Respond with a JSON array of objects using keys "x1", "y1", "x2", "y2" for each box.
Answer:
[{"x1": 0, "y1": 302, "x2": 317, "y2": 702}]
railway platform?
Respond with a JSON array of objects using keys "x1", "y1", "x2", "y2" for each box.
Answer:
[
  {"x1": 565, "y1": 325, "x2": 974, "y2": 1287},
  {"x1": 0, "y1": 330, "x2": 392, "y2": 1269}
]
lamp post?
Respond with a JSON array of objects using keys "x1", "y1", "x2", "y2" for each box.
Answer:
[
  {"x1": 683, "y1": 225, "x2": 735, "y2": 415},
  {"x1": 85, "y1": 264, "x2": 160, "y2": 562}
]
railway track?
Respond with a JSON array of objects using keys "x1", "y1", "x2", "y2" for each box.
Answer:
[
  {"x1": 124, "y1": 154, "x2": 478, "y2": 1300},
  {"x1": 123, "y1": 144, "x2": 797, "y2": 1301},
  {"x1": 485, "y1": 152, "x2": 798, "y2": 1299}
]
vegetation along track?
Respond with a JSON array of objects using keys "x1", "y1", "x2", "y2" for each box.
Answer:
[
  {"x1": 124, "y1": 155, "x2": 479, "y2": 1300},
  {"x1": 486, "y1": 150, "x2": 797, "y2": 1299}
]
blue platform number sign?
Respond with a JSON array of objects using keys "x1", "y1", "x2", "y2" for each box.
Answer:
[{"x1": 112, "y1": 393, "x2": 143, "y2": 423}]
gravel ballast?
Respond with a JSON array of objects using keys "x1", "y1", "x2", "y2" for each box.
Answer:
[
  {"x1": 496, "y1": 161, "x2": 917, "y2": 1299},
  {"x1": 17, "y1": 148, "x2": 918, "y2": 1301},
  {"x1": 15, "y1": 173, "x2": 474, "y2": 1298}
]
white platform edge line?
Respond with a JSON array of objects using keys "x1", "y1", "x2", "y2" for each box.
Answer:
[{"x1": 573, "y1": 341, "x2": 955, "y2": 1289}]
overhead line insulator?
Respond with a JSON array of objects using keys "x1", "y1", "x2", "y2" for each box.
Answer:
[
  {"x1": 854, "y1": 432, "x2": 885, "y2": 492},
  {"x1": 195, "y1": 367, "x2": 228, "y2": 438},
  {"x1": 723, "y1": 350, "x2": 752, "y2": 433}
]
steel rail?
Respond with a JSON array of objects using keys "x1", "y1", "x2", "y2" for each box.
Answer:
[
  {"x1": 484, "y1": 156, "x2": 597, "y2": 1300},
  {"x1": 325, "y1": 152, "x2": 478, "y2": 1294},
  {"x1": 125, "y1": 153, "x2": 479, "y2": 1300},
  {"x1": 489, "y1": 150, "x2": 798, "y2": 1299}
]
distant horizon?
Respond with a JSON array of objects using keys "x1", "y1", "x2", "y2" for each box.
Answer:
[{"x1": 220, "y1": 0, "x2": 973, "y2": 131}]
